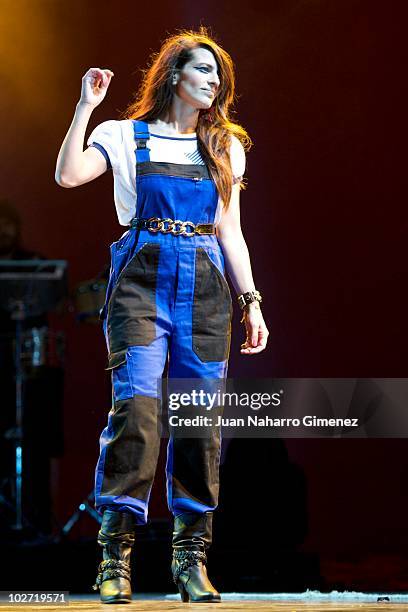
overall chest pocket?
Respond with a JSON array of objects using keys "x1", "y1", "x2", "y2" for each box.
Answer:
[{"x1": 192, "y1": 248, "x2": 233, "y2": 363}]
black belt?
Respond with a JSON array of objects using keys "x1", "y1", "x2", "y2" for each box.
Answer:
[{"x1": 130, "y1": 216, "x2": 215, "y2": 237}]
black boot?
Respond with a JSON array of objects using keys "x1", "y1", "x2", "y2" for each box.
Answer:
[
  {"x1": 92, "y1": 510, "x2": 136, "y2": 604},
  {"x1": 171, "y1": 512, "x2": 221, "y2": 603}
]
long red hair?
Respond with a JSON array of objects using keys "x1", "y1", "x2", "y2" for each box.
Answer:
[{"x1": 122, "y1": 27, "x2": 252, "y2": 210}]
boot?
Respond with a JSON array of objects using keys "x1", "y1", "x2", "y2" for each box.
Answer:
[
  {"x1": 171, "y1": 512, "x2": 221, "y2": 603},
  {"x1": 92, "y1": 509, "x2": 136, "y2": 604}
]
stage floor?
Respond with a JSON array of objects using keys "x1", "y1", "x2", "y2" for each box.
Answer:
[{"x1": 1, "y1": 593, "x2": 407, "y2": 611}]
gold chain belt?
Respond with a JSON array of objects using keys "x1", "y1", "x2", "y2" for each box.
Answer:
[{"x1": 130, "y1": 216, "x2": 215, "y2": 237}]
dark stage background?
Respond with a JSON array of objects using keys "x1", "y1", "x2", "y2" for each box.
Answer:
[{"x1": 1, "y1": 0, "x2": 407, "y2": 592}]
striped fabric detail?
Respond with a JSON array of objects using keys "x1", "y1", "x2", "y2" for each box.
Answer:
[{"x1": 185, "y1": 149, "x2": 205, "y2": 165}]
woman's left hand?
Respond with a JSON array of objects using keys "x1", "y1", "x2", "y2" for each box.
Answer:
[{"x1": 240, "y1": 303, "x2": 269, "y2": 354}]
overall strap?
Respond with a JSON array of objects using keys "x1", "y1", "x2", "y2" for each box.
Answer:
[{"x1": 133, "y1": 120, "x2": 150, "y2": 163}]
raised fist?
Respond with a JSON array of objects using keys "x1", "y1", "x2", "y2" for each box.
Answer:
[{"x1": 80, "y1": 68, "x2": 114, "y2": 107}]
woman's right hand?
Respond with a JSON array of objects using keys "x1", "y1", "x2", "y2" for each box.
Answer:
[{"x1": 79, "y1": 67, "x2": 114, "y2": 107}]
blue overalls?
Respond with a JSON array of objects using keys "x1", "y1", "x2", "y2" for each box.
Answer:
[{"x1": 94, "y1": 121, "x2": 232, "y2": 546}]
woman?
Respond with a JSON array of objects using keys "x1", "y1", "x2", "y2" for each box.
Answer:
[{"x1": 56, "y1": 28, "x2": 269, "y2": 604}]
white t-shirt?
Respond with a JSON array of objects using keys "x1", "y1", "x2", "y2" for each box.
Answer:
[{"x1": 87, "y1": 119, "x2": 246, "y2": 226}]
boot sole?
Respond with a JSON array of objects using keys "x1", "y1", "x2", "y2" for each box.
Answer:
[{"x1": 100, "y1": 598, "x2": 132, "y2": 604}]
